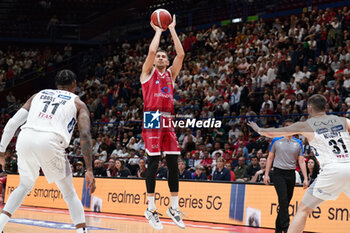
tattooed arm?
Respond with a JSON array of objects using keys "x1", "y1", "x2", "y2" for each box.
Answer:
[{"x1": 75, "y1": 98, "x2": 96, "y2": 194}]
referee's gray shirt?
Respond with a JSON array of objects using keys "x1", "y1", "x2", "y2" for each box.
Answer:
[{"x1": 269, "y1": 137, "x2": 304, "y2": 170}]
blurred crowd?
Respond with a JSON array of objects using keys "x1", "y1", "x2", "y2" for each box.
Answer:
[
  {"x1": 1, "y1": 7, "x2": 350, "y2": 186},
  {"x1": 0, "y1": 43, "x2": 73, "y2": 91}
]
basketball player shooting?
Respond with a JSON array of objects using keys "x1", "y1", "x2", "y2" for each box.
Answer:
[
  {"x1": 140, "y1": 15, "x2": 185, "y2": 230},
  {"x1": 248, "y1": 94, "x2": 350, "y2": 233},
  {"x1": 0, "y1": 70, "x2": 96, "y2": 233}
]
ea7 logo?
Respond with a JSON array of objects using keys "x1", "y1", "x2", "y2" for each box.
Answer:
[{"x1": 314, "y1": 119, "x2": 337, "y2": 126}]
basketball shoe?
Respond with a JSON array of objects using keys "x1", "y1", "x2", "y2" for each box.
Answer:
[
  {"x1": 145, "y1": 209, "x2": 163, "y2": 230},
  {"x1": 166, "y1": 207, "x2": 185, "y2": 229}
]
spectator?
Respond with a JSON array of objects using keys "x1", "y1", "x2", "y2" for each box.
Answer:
[
  {"x1": 200, "y1": 150, "x2": 213, "y2": 168},
  {"x1": 115, "y1": 159, "x2": 131, "y2": 178},
  {"x1": 128, "y1": 149, "x2": 140, "y2": 176},
  {"x1": 93, "y1": 159, "x2": 107, "y2": 177},
  {"x1": 250, "y1": 157, "x2": 267, "y2": 183},
  {"x1": 156, "y1": 160, "x2": 167, "y2": 179},
  {"x1": 212, "y1": 157, "x2": 230, "y2": 181},
  {"x1": 229, "y1": 86, "x2": 241, "y2": 114},
  {"x1": 64, "y1": 43, "x2": 72, "y2": 57},
  {"x1": 228, "y1": 124, "x2": 239, "y2": 143},
  {"x1": 178, "y1": 160, "x2": 192, "y2": 180},
  {"x1": 225, "y1": 163, "x2": 236, "y2": 182},
  {"x1": 95, "y1": 144, "x2": 108, "y2": 162},
  {"x1": 222, "y1": 143, "x2": 233, "y2": 163},
  {"x1": 211, "y1": 142, "x2": 223, "y2": 158},
  {"x1": 106, "y1": 159, "x2": 117, "y2": 177},
  {"x1": 293, "y1": 66, "x2": 305, "y2": 83},
  {"x1": 137, "y1": 159, "x2": 147, "y2": 178},
  {"x1": 301, "y1": 156, "x2": 320, "y2": 186},
  {"x1": 73, "y1": 161, "x2": 85, "y2": 177},
  {"x1": 192, "y1": 165, "x2": 207, "y2": 180},
  {"x1": 111, "y1": 142, "x2": 123, "y2": 157},
  {"x1": 244, "y1": 156, "x2": 261, "y2": 181},
  {"x1": 234, "y1": 156, "x2": 247, "y2": 182},
  {"x1": 182, "y1": 129, "x2": 196, "y2": 152},
  {"x1": 261, "y1": 94, "x2": 274, "y2": 111},
  {"x1": 126, "y1": 137, "x2": 138, "y2": 151},
  {"x1": 255, "y1": 136, "x2": 269, "y2": 153}
]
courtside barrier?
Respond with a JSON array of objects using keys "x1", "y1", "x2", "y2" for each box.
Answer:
[{"x1": 5, "y1": 175, "x2": 349, "y2": 232}]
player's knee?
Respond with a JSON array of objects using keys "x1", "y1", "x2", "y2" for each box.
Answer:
[
  {"x1": 278, "y1": 197, "x2": 289, "y2": 205},
  {"x1": 148, "y1": 156, "x2": 160, "y2": 169},
  {"x1": 62, "y1": 190, "x2": 76, "y2": 201},
  {"x1": 166, "y1": 155, "x2": 178, "y2": 173},
  {"x1": 19, "y1": 180, "x2": 35, "y2": 194},
  {"x1": 299, "y1": 203, "x2": 313, "y2": 215},
  {"x1": 146, "y1": 155, "x2": 160, "y2": 177}
]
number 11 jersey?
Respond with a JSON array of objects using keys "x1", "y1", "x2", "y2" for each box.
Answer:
[{"x1": 22, "y1": 89, "x2": 78, "y2": 148}]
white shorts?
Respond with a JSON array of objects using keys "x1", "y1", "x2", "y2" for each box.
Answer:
[
  {"x1": 16, "y1": 128, "x2": 71, "y2": 184},
  {"x1": 305, "y1": 163, "x2": 350, "y2": 202}
]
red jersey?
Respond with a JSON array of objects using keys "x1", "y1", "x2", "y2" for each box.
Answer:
[{"x1": 141, "y1": 67, "x2": 175, "y2": 113}]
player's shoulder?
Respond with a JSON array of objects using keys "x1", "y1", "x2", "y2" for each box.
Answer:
[
  {"x1": 74, "y1": 97, "x2": 89, "y2": 112},
  {"x1": 291, "y1": 137, "x2": 303, "y2": 144},
  {"x1": 140, "y1": 66, "x2": 156, "y2": 84},
  {"x1": 271, "y1": 137, "x2": 284, "y2": 143},
  {"x1": 38, "y1": 89, "x2": 54, "y2": 95}
]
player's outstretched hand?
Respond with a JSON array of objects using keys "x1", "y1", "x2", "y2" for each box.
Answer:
[
  {"x1": 303, "y1": 179, "x2": 309, "y2": 189},
  {"x1": 168, "y1": 14, "x2": 176, "y2": 29},
  {"x1": 150, "y1": 21, "x2": 165, "y2": 32},
  {"x1": 247, "y1": 121, "x2": 260, "y2": 134},
  {"x1": 85, "y1": 170, "x2": 96, "y2": 194}
]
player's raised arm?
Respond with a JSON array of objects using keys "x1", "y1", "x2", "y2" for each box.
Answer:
[
  {"x1": 248, "y1": 121, "x2": 314, "y2": 140},
  {"x1": 168, "y1": 15, "x2": 185, "y2": 82},
  {"x1": 141, "y1": 22, "x2": 164, "y2": 82},
  {"x1": 75, "y1": 98, "x2": 96, "y2": 194}
]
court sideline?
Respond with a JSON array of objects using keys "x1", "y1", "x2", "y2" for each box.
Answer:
[{"x1": 3, "y1": 206, "x2": 275, "y2": 233}]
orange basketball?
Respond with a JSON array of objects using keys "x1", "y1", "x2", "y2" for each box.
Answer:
[{"x1": 151, "y1": 9, "x2": 172, "y2": 30}]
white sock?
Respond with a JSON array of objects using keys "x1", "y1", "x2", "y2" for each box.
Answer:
[
  {"x1": 0, "y1": 213, "x2": 10, "y2": 231},
  {"x1": 148, "y1": 196, "x2": 156, "y2": 211},
  {"x1": 77, "y1": 227, "x2": 88, "y2": 233},
  {"x1": 171, "y1": 196, "x2": 179, "y2": 210}
]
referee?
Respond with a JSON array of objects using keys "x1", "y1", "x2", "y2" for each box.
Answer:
[{"x1": 264, "y1": 120, "x2": 308, "y2": 233}]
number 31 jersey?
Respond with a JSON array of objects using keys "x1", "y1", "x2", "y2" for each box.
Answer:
[
  {"x1": 307, "y1": 114, "x2": 350, "y2": 168},
  {"x1": 22, "y1": 89, "x2": 78, "y2": 148}
]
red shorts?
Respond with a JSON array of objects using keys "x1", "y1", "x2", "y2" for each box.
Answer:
[{"x1": 142, "y1": 130, "x2": 180, "y2": 156}]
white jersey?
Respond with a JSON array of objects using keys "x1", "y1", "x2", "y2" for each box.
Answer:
[
  {"x1": 22, "y1": 89, "x2": 78, "y2": 147},
  {"x1": 306, "y1": 114, "x2": 350, "y2": 168}
]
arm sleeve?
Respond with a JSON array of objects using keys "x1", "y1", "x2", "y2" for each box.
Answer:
[
  {"x1": 269, "y1": 141, "x2": 276, "y2": 153},
  {"x1": 0, "y1": 108, "x2": 28, "y2": 152}
]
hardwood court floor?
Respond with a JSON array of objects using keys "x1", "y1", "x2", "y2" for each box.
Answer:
[{"x1": 3, "y1": 206, "x2": 274, "y2": 233}]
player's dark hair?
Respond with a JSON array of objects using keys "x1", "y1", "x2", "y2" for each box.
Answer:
[
  {"x1": 56, "y1": 69, "x2": 76, "y2": 86},
  {"x1": 307, "y1": 94, "x2": 327, "y2": 112},
  {"x1": 156, "y1": 49, "x2": 168, "y2": 58}
]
